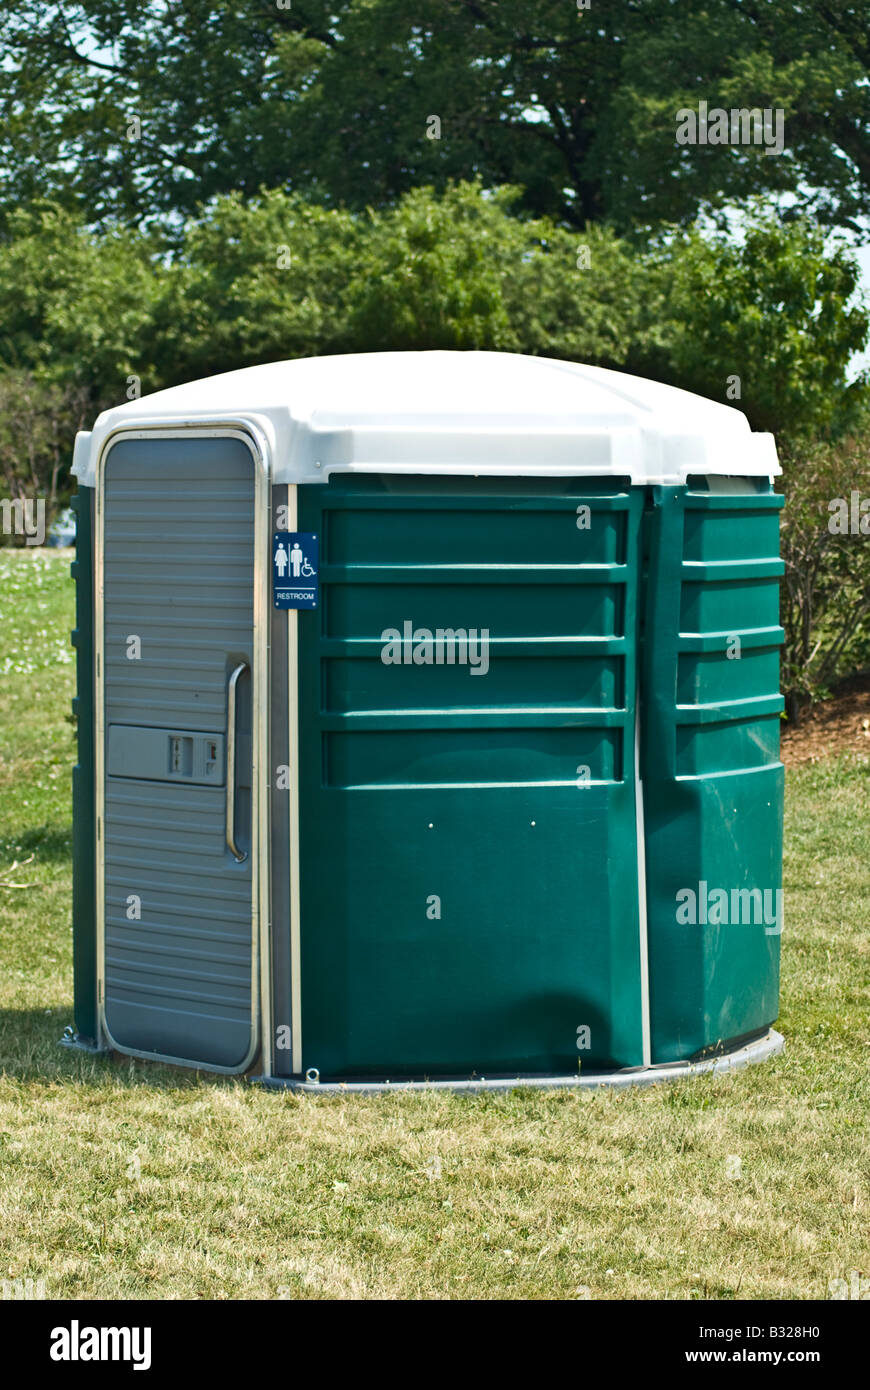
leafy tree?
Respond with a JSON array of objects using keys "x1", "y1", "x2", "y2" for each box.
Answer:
[
  {"x1": 144, "y1": 182, "x2": 650, "y2": 377},
  {"x1": 1, "y1": 1, "x2": 869, "y2": 236},
  {"x1": 0, "y1": 204, "x2": 161, "y2": 402},
  {"x1": 640, "y1": 213, "x2": 869, "y2": 436},
  {"x1": 346, "y1": 183, "x2": 659, "y2": 365},
  {"x1": 345, "y1": 185, "x2": 519, "y2": 352},
  {"x1": 1, "y1": 185, "x2": 863, "y2": 442},
  {"x1": 0, "y1": 203, "x2": 160, "y2": 515},
  {"x1": 150, "y1": 190, "x2": 365, "y2": 384}
]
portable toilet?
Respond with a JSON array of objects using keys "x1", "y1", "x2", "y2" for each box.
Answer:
[{"x1": 66, "y1": 352, "x2": 785, "y2": 1089}]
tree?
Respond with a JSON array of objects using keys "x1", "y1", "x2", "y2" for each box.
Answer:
[
  {"x1": 640, "y1": 212, "x2": 869, "y2": 436},
  {"x1": 1, "y1": 1, "x2": 869, "y2": 237},
  {"x1": 0, "y1": 203, "x2": 161, "y2": 518},
  {"x1": 0, "y1": 185, "x2": 863, "y2": 442},
  {"x1": 150, "y1": 190, "x2": 365, "y2": 384},
  {"x1": 149, "y1": 182, "x2": 658, "y2": 377},
  {"x1": 0, "y1": 203, "x2": 161, "y2": 402}
]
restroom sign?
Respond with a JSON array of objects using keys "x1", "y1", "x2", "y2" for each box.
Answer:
[{"x1": 273, "y1": 532, "x2": 319, "y2": 609}]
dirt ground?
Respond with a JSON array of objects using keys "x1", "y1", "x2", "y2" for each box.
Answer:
[{"x1": 781, "y1": 672, "x2": 870, "y2": 766}]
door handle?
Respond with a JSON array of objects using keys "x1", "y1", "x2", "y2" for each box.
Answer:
[{"x1": 226, "y1": 662, "x2": 249, "y2": 862}]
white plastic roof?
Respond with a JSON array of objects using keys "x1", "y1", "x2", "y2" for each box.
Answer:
[{"x1": 72, "y1": 351, "x2": 779, "y2": 487}]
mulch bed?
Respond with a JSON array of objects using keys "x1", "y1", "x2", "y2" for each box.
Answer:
[{"x1": 780, "y1": 672, "x2": 870, "y2": 767}]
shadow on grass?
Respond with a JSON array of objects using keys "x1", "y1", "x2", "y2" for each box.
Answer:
[
  {"x1": 0, "y1": 1007, "x2": 247, "y2": 1093},
  {"x1": 0, "y1": 823, "x2": 73, "y2": 864}
]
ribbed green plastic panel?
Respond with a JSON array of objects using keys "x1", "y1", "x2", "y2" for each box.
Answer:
[
  {"x1": 297, "y1": 476, "x2": 646, "y2": 1078},
  {"x1": 641, "y1": 483, "x2": 785, "y2": 1063}
]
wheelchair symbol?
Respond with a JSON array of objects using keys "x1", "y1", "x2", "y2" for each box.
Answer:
[{"x1": 287, "y1": 541, "x2": 316, "y2": 579}]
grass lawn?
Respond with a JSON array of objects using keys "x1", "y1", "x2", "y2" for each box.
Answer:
[{"x1": 0, "y1": 547, "x2": 867, "y2": 1301}]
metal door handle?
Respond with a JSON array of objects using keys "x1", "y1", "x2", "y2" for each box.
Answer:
[{"x1": 226, "y1": 662, "x2": 249, "y2": 862}]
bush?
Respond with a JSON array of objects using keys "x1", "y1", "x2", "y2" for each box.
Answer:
[{"x1": 778, "y1": 433, "x2": 870, "y2": 719}]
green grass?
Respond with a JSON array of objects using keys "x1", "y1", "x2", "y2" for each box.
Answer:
[{"x1": 0, "y1": 548, "x2": 867, "y2": 1300}]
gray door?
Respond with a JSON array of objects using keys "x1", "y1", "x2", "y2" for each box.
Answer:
[{"x1": 99, "y1": 435, "x2": 259, "y2": 1070}]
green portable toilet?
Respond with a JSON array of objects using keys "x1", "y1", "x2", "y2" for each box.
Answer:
[{"x1": 65, "y1": 352, "x2": 784, "y2": 1089}]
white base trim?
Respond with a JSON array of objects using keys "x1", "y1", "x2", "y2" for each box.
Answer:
[{"x1": 253, "y1": 1030, "x2": 784, "y2": 1094}]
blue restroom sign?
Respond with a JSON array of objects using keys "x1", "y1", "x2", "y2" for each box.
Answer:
[{"x1": 273, "y1": 532, "x2": 319, "y2": 609}]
